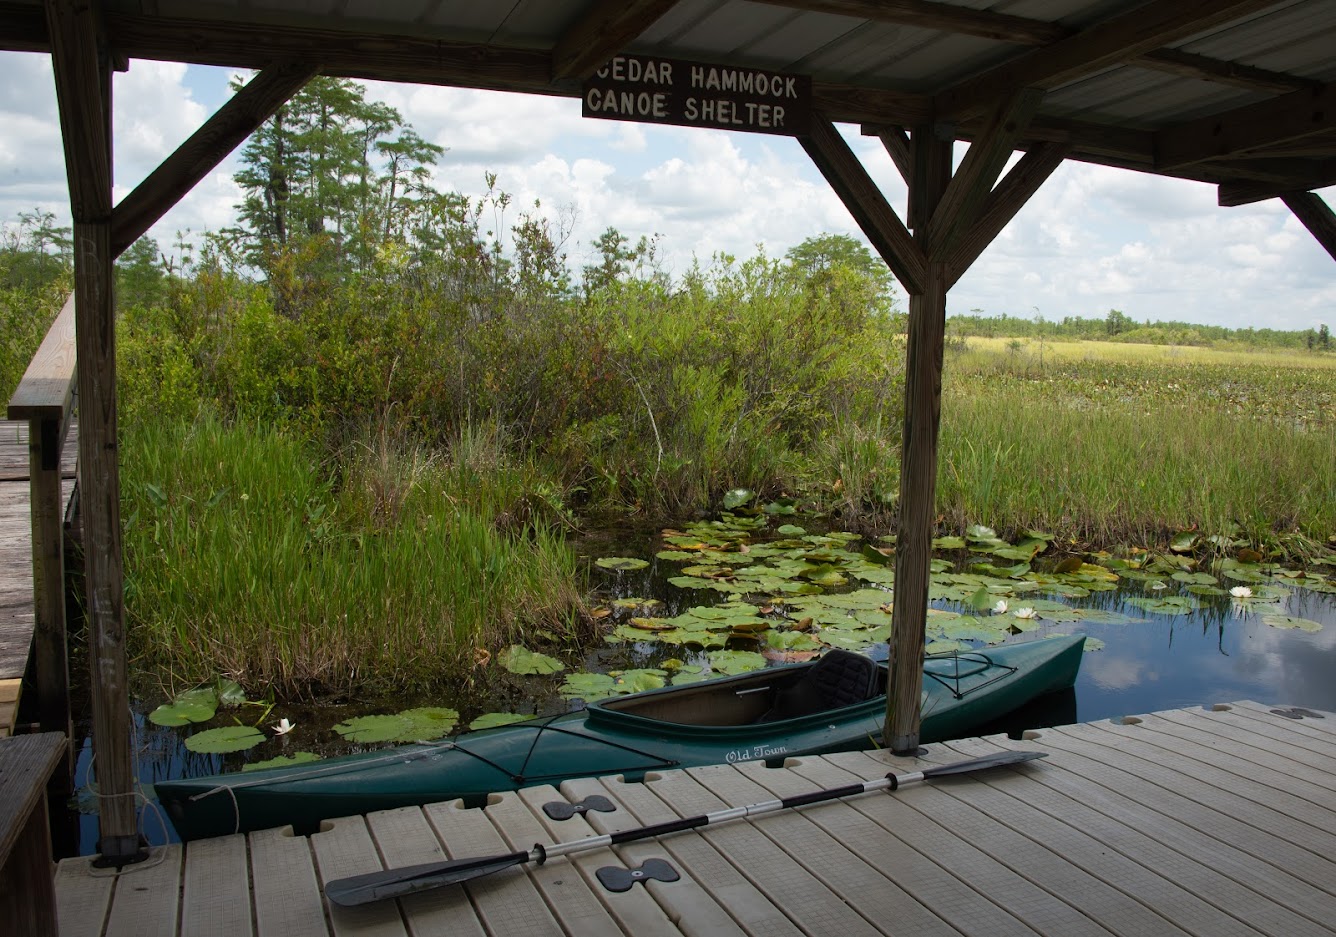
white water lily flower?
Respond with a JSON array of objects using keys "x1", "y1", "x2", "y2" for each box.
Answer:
[
  {"x1": 1013, "y1": 607, "x2": 1038, "y2": 620},
  {"x1": 1229, "y1": 586, "x2": 1253, "y2": 598},
  {"x1": 272, "y1": 718, "x2": 296, "y2": 736},
  {"x1": 993, "y1": 599, "x2": 1009, "y2": 614}
]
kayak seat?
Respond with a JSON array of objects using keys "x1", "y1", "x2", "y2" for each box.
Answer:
[{"x1": 755, "y1": 650, "x2": 882, "y2": 722}]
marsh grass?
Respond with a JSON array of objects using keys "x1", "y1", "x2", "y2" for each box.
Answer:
[
  {"x1": 934, "y1": 342, "x2": 1336, "y2": 547},
  {"x1": 122, "y1": 415, "x2": 586, "y2": 696}
]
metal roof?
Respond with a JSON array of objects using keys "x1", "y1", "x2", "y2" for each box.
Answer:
[{"x1": 4, "y1": 0, "x2": 1334, "y2": 203}]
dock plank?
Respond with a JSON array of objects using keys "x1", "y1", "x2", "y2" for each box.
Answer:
[
  {"x1": 54, "y1": 857, "x2": 113, "y2": 937},
  {"x1": 967, "y1": 731, "x2": 1336, "y2": 924},
  {"x1": 1224, "y1": 701, "x2": 1336, "y2": 749},
  {"x1": 639, "y1": 763, "x2": 885, "y2": 937},
  {"x1": 931, "y1": 736, "x2": 1334, "y2": 937},
  {"x1": 182, "y1": 834, "x2": 253, "y2": 937},
  {"x1": 364, "y1": 806, "x2": 486, "y2": 937},
  {"x1": 1152, "y1": 707, "x2": 1336, "y2": 782},
  {"x1": 1071, "y1": 721, "x2": 1336, "y2": 843},
  {"x1": 577, "y1": 774, "x2": 783, "y2": 936},
  {"x1": 424, "y1": 798, "x2": 563, "y2": 936},
  {"x1": 1019, "y1": 726, "x2": 1336, "y2": 895},
  {"x1": 310, "y1": 817, "x2": 406, "y2": 937},
  {"x1": 103, "y1": 846, "x2": 182, "y2": 937},
  {"x1": 784, "y1": 752, "x2": 1113, "y2": 937},
  {"x1": 818, "y1": 749, "x2": 1190, "y2": 937},
  {"x1": 487, "y1": 787, "x2": 639, "y2": 936},
  {"x1": 688, "y1": 761, "x2": 962, "y2": 937},
  {"x1": 1120, "y1": 711, "x2": 1336, "y2": 800},
  {"x1": 730, "y1": 757, "x2": 1041, "y2": 937},
  {"x1": 249, "y1": 826, "x2": 329, "y2": 937}
]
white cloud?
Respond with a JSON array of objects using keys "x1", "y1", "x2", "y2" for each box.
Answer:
[{"x1": 2, "y1": 52, "x2": 1332, "y2": 332}]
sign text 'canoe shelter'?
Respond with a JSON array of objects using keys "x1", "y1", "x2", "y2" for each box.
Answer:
[{"x1": 582, "y1": 55, "x2": 811, "y2": 137}]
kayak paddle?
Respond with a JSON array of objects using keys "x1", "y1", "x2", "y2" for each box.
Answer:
[{"x1": 324, "y1": 748, "x2": 1046, "y2": 907}]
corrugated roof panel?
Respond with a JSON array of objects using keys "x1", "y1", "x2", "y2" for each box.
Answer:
[
  {"x1": 491, "y1": 0, "x2": 588, "y2": 45},
  {"x1": 999, "y1": 0, "x2": 1127, "y2": 30},
  {"x1": 788, "y1": 21, "x2": 945, "y2": 83},
  {"x1": 341, "y1": 0, "x2": 435, "y2": 26},
  {"x1": 724, "y1": 8, "x2": 865, "y2": 72},
  {"x1": 416, "y1": 0, "x2": 528, "y2": 39},
  {"x1": 1046, "y1": 66, "x2": 1270, "y2": 126},
  {"x1": 873, "y1": 31, "x2": 1021, "y2": 92},
  {"x1": 658, "y1": 0, "x2": 804, "y2": 58},
  {"x1": 639, "y1": 0, "x2": 734, "y2": 46}
]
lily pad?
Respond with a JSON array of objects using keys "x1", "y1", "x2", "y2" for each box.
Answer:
[
  {"x1": 1260, "y1": 614, "x2": 1322, "y2": 633},
  {"x1": 333, "y1": 714, "x2": 412, "y2": 743},
  {"x1": 498, "y1": 645, "x2": 565, "y2": 675},
  {"x1": 1126, "y1": 596, "x2": 1199, "y2": 615},
  {"x1": 215, "y1": 679, "x2": 248, "y2": 707},
  {"x1": 707, "y1": 649, "x2": 768, "y2": 675},
  {"x1": 396, "y1": 707, "x2": 460, "y2": 740},
  {"x1": 185, "y1": 725, "x2": 266, "y2": 754},
  {"x1": 469, "y1": 712, "x2": 531, "y2": 730},
  {"x1": 596, "y1": 556, "x2": 650, "y2": 571},
  {"x1": 148, "y1": 688, "x2": 219, "y2": 727},
  {"x1": 244, "y1": 752, "x2": 322, "y2": 772}
]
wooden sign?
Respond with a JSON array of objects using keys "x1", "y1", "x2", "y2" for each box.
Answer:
[{"x1": 582, "y1": 54, "x2": 811, "y2": 137}]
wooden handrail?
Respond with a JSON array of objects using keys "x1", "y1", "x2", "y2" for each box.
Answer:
[
  {"x1": 3, "y1": 291, "x2": 77, "y2": 773},
  {"x1": 7, "y1": 293, "x2": 77, "y2": 423}
]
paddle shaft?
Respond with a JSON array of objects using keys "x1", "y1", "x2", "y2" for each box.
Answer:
[{"x1": 325, "y1": 749, "x2": 1044, "y2": 906}]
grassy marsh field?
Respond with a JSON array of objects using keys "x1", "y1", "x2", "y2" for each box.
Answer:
[{"x1": 936, "y1": 337, "x2": 1336, "y2": 545}]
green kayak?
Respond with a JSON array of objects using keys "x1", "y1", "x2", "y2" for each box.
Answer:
[{"x1": 157, "y1": 635, "x2": 1085, "y2": 840}]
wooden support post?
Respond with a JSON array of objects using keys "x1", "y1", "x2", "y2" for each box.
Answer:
[
  {"x1": 45, "y1": 0, "x2": 141, "y2": 864},
  {"x1": 887, "y1": 127, "x2": 952, "y2": 754},
  {"x1": 1281, "y1": 191, "x2": 1336, "y2": 261},
  {"x1": 908, "y1": 125, "x2": 953, "y2": 232}
]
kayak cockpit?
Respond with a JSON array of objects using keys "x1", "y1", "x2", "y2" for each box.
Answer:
[{"x1": 591, "y1": 650, "x2": 888, "y2": 727}]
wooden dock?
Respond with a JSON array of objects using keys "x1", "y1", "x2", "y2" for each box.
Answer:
[
  {"x1": 53, "y1": 699, "x2": 1336, "y2": 936},
  {"x1": 0, "y1": 419, "x2": 77, "y2": 737}
]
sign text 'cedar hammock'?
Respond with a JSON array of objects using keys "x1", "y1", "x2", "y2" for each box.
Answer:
[{"x1": 582, "y1": 54, "x2": 812, "y2": 137}]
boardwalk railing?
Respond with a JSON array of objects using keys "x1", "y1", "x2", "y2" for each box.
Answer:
[{"x1": 6, "y1": 294, "x2": 77, "y2": 747}]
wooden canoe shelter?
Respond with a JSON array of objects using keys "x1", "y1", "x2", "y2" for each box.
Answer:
[{"x1": 2, "y1": 0, "x2": 1334, "y2": 866}]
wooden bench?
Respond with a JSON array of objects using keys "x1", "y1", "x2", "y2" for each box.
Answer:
[{"x1": 0, "y1": 733, "x2": 66, "y2": 936}]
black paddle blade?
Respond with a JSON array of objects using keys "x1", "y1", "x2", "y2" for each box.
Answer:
[
  {"x1": 544, "y1": 794, "x2": 616, "y2": 820},
  {"x1": 919, "y1": 750, "x2": 1046, "y2": 778},
  {"x1": 596, "y1": 858, "x2": 680, "y2": 892},
  {"x1": 325, "y1": 850, "x2": 529, "y2": 907}
]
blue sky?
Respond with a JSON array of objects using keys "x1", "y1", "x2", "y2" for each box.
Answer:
[{"x1": 2, "y1": 52, "x2": 1333, "y2": 332}]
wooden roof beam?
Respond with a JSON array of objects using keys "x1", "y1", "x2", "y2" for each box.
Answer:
[
  {"x1": 1218, "y1": 163, "x2": 1336, "y2": 205},
  {"x1": 878, "y1": 126, "x2": 913, "y2": 186},
  {"x1": 550, "y1": 0, "x2": 680, "y2": 82},
  {"x1": 928, "y1": 88, "x2": 1045, "y2": 257},
  {"x1": 946, "y1": 143, "x2": 1070, "y2": 287},
  {"x1": 1156, "y1": 80, "x2": 1336, "y2": 170},
  {"x1": 935, "y1": 0, "x2": 1286, "y2": 120},
  {"x1": 111, "y1": 61, "x2": 318, "y2": 257},
  {"x1": 800, "y1": 115, "x2": 926, "y2": 294},
  {"x1": 1282, "y1": 191, "x2": 1336, "y2": 261}
]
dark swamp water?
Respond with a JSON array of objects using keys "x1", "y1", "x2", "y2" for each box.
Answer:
[{"x1": 65, "y1": 514, "x2": 1336, "y2": 856}]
